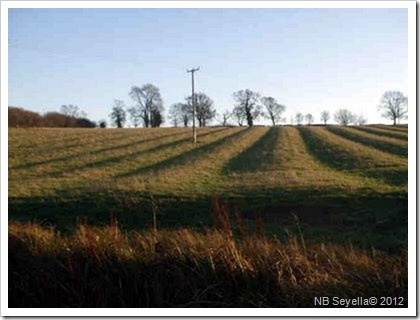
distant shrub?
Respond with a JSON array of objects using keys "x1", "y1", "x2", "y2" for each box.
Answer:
[
  {"x1": 9, "y1": 106, "x2": 96, "y2": 128},
  {"x1": 76, "y1": 118, "x2": 96, "y2": 128},
  {"x1": 44, "y1": 112, "x2": 71, "y2": 127},
  {"x1": 8, "y1": 107, "x2": 44, "y2": 127}
]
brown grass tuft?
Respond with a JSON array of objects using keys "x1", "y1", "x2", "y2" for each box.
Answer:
[{"x1": 9, "y1": 220, "x2": 407, "y2": 307}]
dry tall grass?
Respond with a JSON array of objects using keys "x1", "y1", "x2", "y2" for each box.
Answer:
[{"x1": 9, "y1": 198, "x2": 407, "y2": 308}]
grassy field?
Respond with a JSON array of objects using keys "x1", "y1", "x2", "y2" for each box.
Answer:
[
  {"x1": 8, "y1": 125, "x2": 408, "y2": 307},
  {"x1": 353, "y1": 125, "x2": 408, "y2": 140}
]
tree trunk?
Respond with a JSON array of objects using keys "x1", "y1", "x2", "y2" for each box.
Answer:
[{"x1": 246, "y1": 112, "x2": 253, "y2": 127}]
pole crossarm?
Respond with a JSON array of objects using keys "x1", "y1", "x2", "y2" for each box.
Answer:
[{"x1": 187, "y1": 67, "x2": 200, "y2": 73}]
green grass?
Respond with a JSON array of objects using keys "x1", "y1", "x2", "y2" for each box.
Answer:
[
  {"x1": 224, "y1": 126, "x2": 277, "y2": 173},
  {"x1": 9, "y1": 126, "x2": 407, "y2": 247},
  {"x1": 8, "y1": 125, "x2": 408, "y2": 307},
  {"x1": 326, "y1": 125, "x2": 407, "y2": 157},
  {"x1": 372, "y1": 124, "x2": 408, "y2": 133},
  {"x1": 352, "y1": 126, "x2": 408, "y2": 140},
  {"x1": 298, "y1": 126, "x2": 407, "y2": 186}
]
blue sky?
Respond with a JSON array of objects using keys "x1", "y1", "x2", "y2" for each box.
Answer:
[{"x1": 8, "y1": 8, "x2": 408, "y2": 126}]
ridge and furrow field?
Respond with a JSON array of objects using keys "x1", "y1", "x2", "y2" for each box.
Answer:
[
  {"x1": 8, "y1": 126, "x2": 408, "y2": 248},
  {"x1": 353, "y1": 126, "x2": 407, "y2": 140},
  {"x1": 224, "y1": 127, "x2": 277, "y2": 173},
  {"x1": 224, "y1": 127, "x2": 390, "y2": 194},
  {"x1": 298, "y1": 127, "x2": 407, "y2": 186},
  {"x1": 9, "y1": 127, "x2": 228, "y2": 180},
  {"x1": 8, "y1": 127, "x2": 408, "y2": 198},
  {"x1": 117, "y1": 126, "x2": 251, "y2": 179},
  {"x1": 9, "y1": 128, "x2": 193, "y2": 177},
  {"x1": 116, "y1": 127, "x2": 272, "y2": 198},
  {"x1": 326, "y1": 126, "x2": 407, "y2": 157},
  {"x1": 372, "y1": 124, "x2": 408, "y2": 133}
]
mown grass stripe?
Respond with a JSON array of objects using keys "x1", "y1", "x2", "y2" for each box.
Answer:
[
  {"x1": 222, "y1": 127, "x2": 395, "y2": 196},
  {"x1": 353, "y1": 126, "x2": 407, "y2": 141},
  {"x1": 372, "y1": 124, "x2": 408, "y2": 133},
  {"x1": 9, "y1": 128, "x2": 106, "y2": 147},
  {"x1": 9, "y1": 128, "x2": 192, "y2": 171},
  {"x1": 177, "y1": 126, "x2": 271, "y2": 177},
  {"x1": 122, "y1": 127, "x2": 273, "y2": 197},
  {"x1": 224, "y1": 127, "x2": 277, "y2": 173},
  {"x1": 43, "y1": 127, "x2": 230, "y2": 178},
  {"x1": 299, "y1": 127, "x2": 407, "y2": 186},
  {"x1": 273, "y1": 126, "x2": 323, "y2": 171},
  {"x1": 117, "y1": 127, "x2": 247, "y2": 178},
  {"x1": 326, "y1": 126, "x2": 407, "y2": 157}
]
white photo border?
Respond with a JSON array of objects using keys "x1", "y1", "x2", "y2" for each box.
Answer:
[{"x1": 1, "y1": 0, "x2": 416, "y2": 317}]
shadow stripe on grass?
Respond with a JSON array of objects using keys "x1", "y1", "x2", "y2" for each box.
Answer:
[
  {"x1": 45, "y1": 127, "x2": 231, "y2": 177},
  {"x1": 223, "y1": 127, "x2": 278, "y2": 173},
  {"x1": 299, "y1": 127, "x2": 407, "y2": 186},
  {"x1": 10, "y1": 129, "x2": 191, "y2": 171},
  {"x1": 117, "y1": 127, "x2": 250, "y2": 178},
  {"x1": 326, "y1": 126, "x2": 407, "y2": 157},
  {"x1": 353, "y1": 126, "x2": 407, "y2": 141},
  {"x1": 372, "y1": 124, "x2": 408, "y2": 133}
]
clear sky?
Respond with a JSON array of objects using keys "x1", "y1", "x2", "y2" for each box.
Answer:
[{"x1": 8, "y1": 8, "x2": 408, "y2": 126}]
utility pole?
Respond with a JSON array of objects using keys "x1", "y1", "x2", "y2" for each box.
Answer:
[{"x1": 187, "y1": 67, "x2": 200, "y2": 143}]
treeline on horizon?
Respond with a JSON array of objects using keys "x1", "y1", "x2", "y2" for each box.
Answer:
[
  {"x1": 8, "y1": 106, "x2": 97, "y2": 128},
  {"x1": 8, "y1": 89, "x2": 408, "y2": 129}
]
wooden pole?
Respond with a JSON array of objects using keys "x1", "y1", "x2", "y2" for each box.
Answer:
[{"x1": 187, "y1": 67, "x2": 200, "y2": 143}]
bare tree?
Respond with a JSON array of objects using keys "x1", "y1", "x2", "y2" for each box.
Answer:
[
  {"x1": 290, "y1": 115, "x2": 294, "y2": 125},
  {"x1": 109, "y1": 100, "x2": 127, "y2": 128},
  {"x1": 60, "y1": 104, "x2": 87, "y2": 118},
  {"x1": 232, "y1": 89, "x2": 261, "y2": 127},
  {"x1": 59, "y1": 104, "x2": 87, "y2": 126},
  {"x1": 217, "y1": 110, "x2": 232, "y2": 126},
  {"x1": 261, "y1": 96, "x2": 286, "y2": 127},
  {"x1": 232, "y1": 105, "x2": 245, "y2": 126},
  {"x1": 320, "y1": 110, "x2": 330, "y2": 125},
  {"x1": 169, "y1": 102, "x2": 192, "y2": 127},
  {"x1": 181, "y1": 103, "x2": 192, "y2": 127},
  {"x1": 334, "y1": 109, "x2": 355, "y2": 126},
  {"x1": 168, "y1": 103, "x2": 181, "y2": 127},
  {"x1": 129, "y1": 84, "x2": 164, "y2": 128},
  {"x1": 378, "y1": 91, "x2": 408, "y2": 125},
  {"x1": 355, "y1": 114, "x2": 368, "y2": 126},
  {"x1": 186, "y1": 92, "x2": 216, "y2": 127},
  {"x1": 128, "y1": 107, "x2": 141, "y2": 128},
  {"x1": 295, "y1": 113, "x2": 304, "y2": 126},
  {"x1": 305, "y1": 113, "x2": 314, "y2": 125}
]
